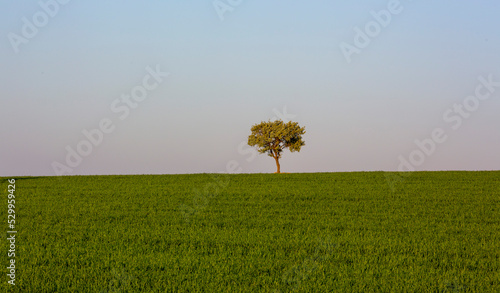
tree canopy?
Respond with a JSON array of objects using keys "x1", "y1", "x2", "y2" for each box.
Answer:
[{"x1": 247, "y1": 120, "x2": 305, "y2": 173}]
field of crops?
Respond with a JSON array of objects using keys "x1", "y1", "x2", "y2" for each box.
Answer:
[{"x1": 1, "y1": 171, "x2": 499, "y2": 292}]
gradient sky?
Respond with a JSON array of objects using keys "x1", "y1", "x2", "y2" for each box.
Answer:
[{"x1": 1, "y1": 0, "x2": 499, "y2": 176}]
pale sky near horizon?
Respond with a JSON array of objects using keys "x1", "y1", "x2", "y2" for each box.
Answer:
[{"x1": 1, "y1": 1, "x2": 499, "y2": 176}]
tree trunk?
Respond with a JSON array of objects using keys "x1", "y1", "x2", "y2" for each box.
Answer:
[{"x1": 274, "y1": 156, "x2": 280, "y2": 173}]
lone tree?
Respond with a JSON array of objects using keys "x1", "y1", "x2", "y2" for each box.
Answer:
[{"x1": 248, "y1": 120, "x2": 305, "y2": 173}]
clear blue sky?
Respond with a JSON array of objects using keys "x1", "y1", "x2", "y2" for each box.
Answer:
[{"x1": 1, "y1": 1, "x2": 499, "y2": 176}]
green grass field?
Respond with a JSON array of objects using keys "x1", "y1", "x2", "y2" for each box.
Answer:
[{"x1": 1, "y1": 171, "x2": 499, "y2": 292}]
